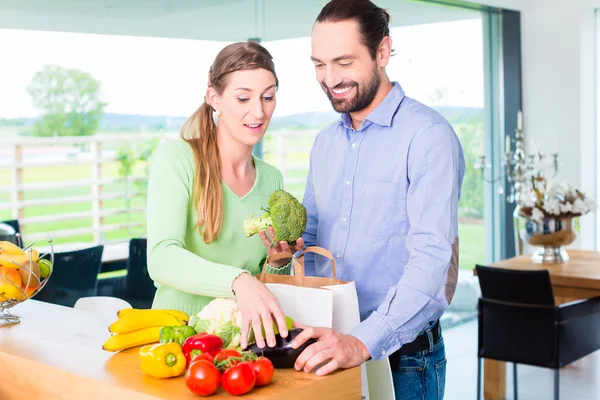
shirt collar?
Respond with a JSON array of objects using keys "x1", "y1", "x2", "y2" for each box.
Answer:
[{"x1": 340, "y1": 82, "x2": 405, "y2": 130}]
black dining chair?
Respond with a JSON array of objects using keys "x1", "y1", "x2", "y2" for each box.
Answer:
[
  {"x1": 36, "y1": 245, "x2": 104, "y2": 308},
  {"x1": 111, "y1": 238, "x2": 155, "y2": 308},
  {"x1": 475, "y1": 264, "x2": 600, "y2": 400}
]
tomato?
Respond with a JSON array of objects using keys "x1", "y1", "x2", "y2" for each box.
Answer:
[
  {"x1": 184, "y1": 360, "x2": 221, "y2": 397},
  {"x1": 214, "y1": 349, "x2": 242, "y2": 364},
  {"x1": 189, "y1": 352, "x2": 214, "y2": 365},
  {"x1": 251, "y1": 357, "x2": 274, "y2": 387},
  {"x1": 207, "y1": 347, "x2": 223, "y2": 357},
  {"x1": 221, "y1": 362, "x2": 256, "y2": 396}
]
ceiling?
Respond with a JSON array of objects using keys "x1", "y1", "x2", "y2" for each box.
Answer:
[{"x1": 0, "y1": 0, "x2": 482, "y2": 42}]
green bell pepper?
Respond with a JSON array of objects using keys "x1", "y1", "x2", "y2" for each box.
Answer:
[{"x1": 159, "y1": 325, "x2": 197, "y2": 346}]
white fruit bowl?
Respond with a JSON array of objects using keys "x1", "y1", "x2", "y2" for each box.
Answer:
[{"x1": 0, "y1": 236, "x2": 54, "y2": 326}]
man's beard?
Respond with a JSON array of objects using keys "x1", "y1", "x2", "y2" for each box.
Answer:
[{"x1": 322, "y1": 70, "x2": 381, "y2": 114}]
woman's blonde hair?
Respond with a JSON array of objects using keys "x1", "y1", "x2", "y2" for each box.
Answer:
[{"x1": 180, "y1": 42, "x2": 278, "y2": 243}]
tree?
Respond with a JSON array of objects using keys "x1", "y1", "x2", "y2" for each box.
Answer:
[{"x1": 26, "y1": 65, "x2": 106, "y2": 137}]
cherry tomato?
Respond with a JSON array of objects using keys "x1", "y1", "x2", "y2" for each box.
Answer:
[
  {"x1": 221, "y1": 362, "x2": 256, "y2": 396},
  {"x1": 214, "y1": 349, "x2": 242, "y2": 364},
  {"x1": 189, "y1": 352, "x2": 214, "y2": 366},
  {"x1": 251, "y1": 357, "x2": 274, "y2": 387},
  {"x1": 207, "y1": 347, "x2": 223, "y2": 357},
  {"x1": 184, "y1": 360, "x2": 221, "y2": 397}
]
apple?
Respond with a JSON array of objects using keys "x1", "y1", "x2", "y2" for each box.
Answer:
[
  {"x1": 21, "y1": 284, "x2": 37, "y2": 299},
  {"x1": 0, "y1": 267, "x2": 24, "y2": 301}
]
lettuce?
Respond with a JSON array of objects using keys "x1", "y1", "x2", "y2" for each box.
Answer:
[
  {"x1": 216, "y1": 321, "x2": 242, "y2": 349},
  {"x1": 189, "y1": 317, "x2": 215, "y2": 335}
]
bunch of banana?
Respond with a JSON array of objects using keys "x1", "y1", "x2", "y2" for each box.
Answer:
[
  {"x1": 0, "y1": 241, "x2": 39, "y2": 268},
  {"x1": 102, "y1": 308, "x2": 190, "y2": 352}
]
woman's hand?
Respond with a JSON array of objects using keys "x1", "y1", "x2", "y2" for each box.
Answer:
[
  {"x1": 259, "y1": 227, "x2": 305, "y2": 268},
  {"x1": 232, "y1": 271, "x2": 289, "y2": 350}
]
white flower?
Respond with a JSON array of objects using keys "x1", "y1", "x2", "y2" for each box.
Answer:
[
  {"x1": 517, "y1": 177, "x2": 597, "y2": 218},
  {"x1": 531, "y1": 207, "x2": 545, "y2": 223},
  {"x1": 518, "y1": 188, "x2": 536, "y2": 208},
  {"x1": 559, "y1": 202, "x2": 573, "y2": 214},
  {"x1": 543, "y1": 198, "x2": 561, "y2": 215},
  {"x1": 572, "y1": 198, "x2": 588, "y2": 215}
]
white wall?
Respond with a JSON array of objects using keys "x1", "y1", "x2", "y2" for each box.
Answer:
[
  {"x1": 471, "y1": 0, "x2": 599, "y2": 249},
  {"x1": 521, "y1": 0, "x2": 598, "y2": 250}
]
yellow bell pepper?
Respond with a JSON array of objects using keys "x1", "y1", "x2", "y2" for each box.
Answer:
[{"x1": 139, "y1": 342, "x2": 186, "y2": 378}]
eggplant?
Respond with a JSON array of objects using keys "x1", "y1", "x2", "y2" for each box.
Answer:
[{"x1": 248, "y1": 328, "x2": 318, "y2": 368}]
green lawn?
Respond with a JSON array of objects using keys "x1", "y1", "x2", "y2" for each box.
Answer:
[{"x1": 458, "y1": 222, "x2": 485, "y2": 271}]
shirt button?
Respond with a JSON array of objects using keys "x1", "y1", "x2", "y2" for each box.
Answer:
[
  {"x1": 351, "y1": 143, "x2": 357, "y2": 148},
  {"x1": 336, "y1": 253, "x2": 341, "y2": 259},
  {"x1": 345, "y1": 179, "x2": 351, "y2": 185},
  {"x1": 342, "y1": 217, "x2": 347, "y2": 222},
  {"x1": 381, "y1": 349, "x2": 386, "y2": 356}
]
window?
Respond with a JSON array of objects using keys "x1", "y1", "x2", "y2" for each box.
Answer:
[{"x1": 263, "y1": 2, "x2": 489, "y2": 271}]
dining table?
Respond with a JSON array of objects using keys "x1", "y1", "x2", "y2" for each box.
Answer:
[{"x1": 476, "y1": 249, "x2": 600, "y2": 400}]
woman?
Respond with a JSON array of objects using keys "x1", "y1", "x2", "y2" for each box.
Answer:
[{"x1": 146, "y1": 41, "x2": 291, "y2": 350}]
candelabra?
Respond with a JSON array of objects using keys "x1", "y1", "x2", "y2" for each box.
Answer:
[{"x1": 474, "y1": 111, "x2": 560, "y2": 203}]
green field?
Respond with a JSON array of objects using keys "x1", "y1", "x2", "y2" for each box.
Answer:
[
  {"x1": 0, "y1": 160, "x2": 148, "y2": 244},
  {"x1": 457, "y1": 221, "x2": 485, "y2": 271},
  {"x1": 0, "y1": 132, "x2": 485, "y2": 270}
]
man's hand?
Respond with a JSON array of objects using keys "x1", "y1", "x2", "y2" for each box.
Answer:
[
  {"x1": 259, "y1": 226, "x2": 305, "y2": 268},
  {"x1": 292, "y1": 322, "x2": 371, "y2": 376}
]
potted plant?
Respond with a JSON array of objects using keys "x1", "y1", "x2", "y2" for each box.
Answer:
[{"x1": 514, "y1": 175, "x2": 596, "y2": 263}]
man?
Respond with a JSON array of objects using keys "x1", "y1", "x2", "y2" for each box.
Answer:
[{"x1": 261, "y1": 0, "x2": 465, "y2": 398}]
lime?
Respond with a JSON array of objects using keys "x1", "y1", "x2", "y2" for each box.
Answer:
[
  {"x1": 264, "y1": 315, "x2": 294, "y2": 337},
  {"x1": 38, "y1": 258, "x2": 53, "y2": 279}
]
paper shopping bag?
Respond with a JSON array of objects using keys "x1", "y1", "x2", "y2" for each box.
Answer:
[
  {"x1": 259, "y1": 247, "x2": 395, "y2": 400},
  {"x1": 320, "y1": 280, "x2": 395, "y2": 400},
  {"x1": 265, "y1": 283, "x2": 334, "y2": 328},
  {"x1": 257, "y1": 247, "x2": 339, "y2": 329}
]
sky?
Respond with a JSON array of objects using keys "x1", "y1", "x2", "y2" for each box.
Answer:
[{"x1": 0, "y1": 18, "x2": 484, "y2": 119}]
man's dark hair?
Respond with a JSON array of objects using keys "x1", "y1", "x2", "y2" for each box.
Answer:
[{"x1": 316, "y1": 0, "x2": 391, "y2": 59}]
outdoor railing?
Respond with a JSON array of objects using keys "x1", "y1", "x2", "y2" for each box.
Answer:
[{"x1": 0, "y1": 130, "x2": 318, "y2": 244}]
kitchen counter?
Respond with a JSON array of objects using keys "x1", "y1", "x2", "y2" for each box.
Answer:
[{"x1": 0, "y1": 300, "x2": 361, "y2": 399}]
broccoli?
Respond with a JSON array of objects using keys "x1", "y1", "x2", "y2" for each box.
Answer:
[{"x1": 244, "y1": 189, "x2": 307, "y2": 246}]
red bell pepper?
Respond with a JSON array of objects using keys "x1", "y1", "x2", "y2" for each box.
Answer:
[{"x1": 182, "y1": 333, "x2": 224, "y2": 366}]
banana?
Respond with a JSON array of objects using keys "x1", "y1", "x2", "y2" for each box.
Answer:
[
  {"x1": 116, "y1": 308, "x2": 189, "y2": 323},
  {"x1": 0, "y1": 251, "x2": 39, "y2": 269},
  {"x1": 116, "y1": 308, "x2": 134, "y2": 318},
  {"x1": 109, "y1": 310, "x2": 186, "y2": 334},
  {"x1": 0, "y1": 241, "x2": 25, "y2": 255},
  {"x1": 116, "y1": 308, "x2": 136, "y2": 318},
  {"x1": 102, "y1": 326, "x2": 162, "y2": 352}
]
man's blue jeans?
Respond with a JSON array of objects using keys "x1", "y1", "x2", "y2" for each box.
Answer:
[{"x1": 391, "y1": 335, "x2": 447, "y2": 400}]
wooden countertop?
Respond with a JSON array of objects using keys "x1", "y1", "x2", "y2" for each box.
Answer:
[{"x1": 0, "y1": 300, "x2": 361, "y2": 400}]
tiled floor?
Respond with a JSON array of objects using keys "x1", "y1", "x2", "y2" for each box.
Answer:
[{"x1": 444, "y1": 320, "x2": 600, "y2": 400}]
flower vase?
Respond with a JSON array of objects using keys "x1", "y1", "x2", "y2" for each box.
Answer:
[{"x1": 514, "y1": 208, "x2": 577, "y2": 263}]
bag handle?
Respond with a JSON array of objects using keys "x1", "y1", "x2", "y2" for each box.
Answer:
[
  {"x1": 260, "y1": 252, "x2": 303, "y2": 286},
  {"x1": 296, "y1": 246, "x2": 338, "y2": 282},
  {"x1": 260, "y1": 246, "x2": 339, "y2": 285}
]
